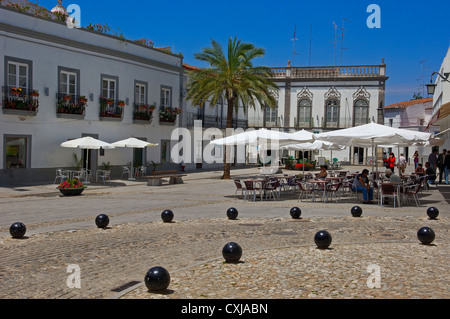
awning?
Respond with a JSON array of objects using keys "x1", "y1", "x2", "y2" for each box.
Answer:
[{"x1": 426, "y1": 101, "x2": 450, "y2": 131}]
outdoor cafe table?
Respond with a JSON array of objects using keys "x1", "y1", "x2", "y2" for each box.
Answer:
[
  {"x1": 307, "y1": 180, "x2": 330, "y2": 202},
  {"x1": 244, "y1": 179, "x2": 268, "y2": 201},
  {"x1": 380, "y1": 182, "x2": 403, "y2": 208}
]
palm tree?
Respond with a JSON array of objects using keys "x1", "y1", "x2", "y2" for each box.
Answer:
[{"x1": 186, "y1": 37, "x2": 278, "y2": 179}]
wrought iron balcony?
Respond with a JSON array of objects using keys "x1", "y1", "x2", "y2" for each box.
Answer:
[
  {"x1": 56, "y1": 93, "x2": 87, "y2": 116},
  {"x1": 2, "y1": 86, "x2": 39, "y2": 114},
  {"x1": 99, "y1": 97, "x2": 123, "y2": 119},
  {"x1": 133, "y1": 103, "x2": 155, "y2": 122}
]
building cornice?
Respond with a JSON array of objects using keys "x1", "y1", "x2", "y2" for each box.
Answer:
[{"x1": 0, "y1": 7, "x2": 183, "y2": 73}]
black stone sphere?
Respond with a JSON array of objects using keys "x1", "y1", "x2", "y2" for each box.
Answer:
[
  {"x1": 314, "y1": 230, "x2": 332, "y2": 249},
  {"x1": 10, "y1": 222, "x2": 26, "y2": 238},
  {"x1": 222, "y1": 242, "x2": 242, "y2": 263},
  {"x1": 95, "y1": 214, "x2": 109, "y2": 228},
  {"x1": 144, "y1": 266, "x2": 170, "y2": 292},
  {"x1": 227, "y1": 207, "x2": 239, "y2": 220},
  {"x1": 290, "y1": 207, "x2": 302, "y2": 219},
  {"x1": 426, "y1": 207, "x2": 439, "y2": 220},
  {"x1": 417, "y1": 227, "x2": 435, "y2": 245},
  {"x1": 351, "y1": 206, "x2": 363, "y2": 217},
  {"x1": 161, "y1": 210, "x2": 174, "y2": 223}
]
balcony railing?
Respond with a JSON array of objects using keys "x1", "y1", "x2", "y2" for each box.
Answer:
[
  {"x1": 159, "y1": 106, "x2": 182, "y2": 124},
  {"x1": 99, "y1": 97, "x2": 124, "y2": 119},
  {"x1": 186, "y1": 112, "x2": 248, "y2": 129},
  {"x1": 2, "y1": 86, "x2": 39, "y2": 114},
  {"x1": 133, "y1": 103, "x2": 155, "y2": 122},
  {"x1": 270, "y1": 64, "x2": 386, "y2": 79},
  {"x1": 56, "y1": 93, "x2": 87, "y2": 116}
]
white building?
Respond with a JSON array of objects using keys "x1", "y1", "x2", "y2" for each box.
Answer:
[
  {"x1": 383, "y1": 97, "x2": 434, "y2": 163},
  {"x1": 427, "y1": 44, "x2": 450, "y2": 150},
  {"x1": 247, "y1": 61, "x2": 389, "y2": 165},
  {"x1": 1, "y1": 3, "x2": 184, "y2": 185}
]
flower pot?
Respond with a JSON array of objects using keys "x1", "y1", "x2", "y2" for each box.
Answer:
[{"x1": 58, "y1": 187, "x2": 86, "y2": 196}]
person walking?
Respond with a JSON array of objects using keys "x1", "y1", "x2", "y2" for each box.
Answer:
[
  {"x1": 437, "y1": 149, "x2": 447, "y2": 184},
  {"x1": 413, "y1": 151, "x2": 419, "y2": 169},
  {"x1": 398, "y1": 153, "x2": 407, "y2": 175},
  {"x1": 428, "y1": 149, "x2": 438, "y2": 171},
  {"x1": 387, "y1": 152, "x2": 396, "y2": 173},
  {"x1": 444, "y1": 149, "x2": 450, "y2": 185}
]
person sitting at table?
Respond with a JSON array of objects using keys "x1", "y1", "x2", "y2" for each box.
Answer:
[
  {"x1": 352, "y1": 169, "x2": 374, "y2": 204},
  {"x1": 385, "y1": 169, "x2": 402, "y2": 183},
  {"x1": 318, "y1": 165, "x2": 328, "y2": 179},
  {"x1": 424, "y1": 162, "x2": 437, "y2": 184},
  {"x1": 415, "y1": 163, "x2": 425, "y2": 175}
]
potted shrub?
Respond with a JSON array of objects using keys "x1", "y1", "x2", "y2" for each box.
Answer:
[{"x1": 57, "y1": 178, "x2": 87, "y2": 196}]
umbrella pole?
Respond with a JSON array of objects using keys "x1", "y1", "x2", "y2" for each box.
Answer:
[
  {"x1": 84, "y1": 149, "x2": 91, "y2": 184},
  {"x1": 371, "y1": 139, "x2": 375, "y2": 175},
  {"x1": 330, "y1": 150, "x2": 333, "y2": 176},
  {"x1": 302, "y1": 151, "x2": 305, "y2": 177},
  {"x1": 129, "y1": 149, "x2": 136, "y2": 180}
]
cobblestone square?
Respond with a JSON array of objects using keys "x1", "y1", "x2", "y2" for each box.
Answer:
[{"x1": 0, "y1": 167, "x2": 448, "y2": 300}]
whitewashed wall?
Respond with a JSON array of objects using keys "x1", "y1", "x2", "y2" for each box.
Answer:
[{"x1": 0, "y1": 8, "x2": 183, "y2": 183}]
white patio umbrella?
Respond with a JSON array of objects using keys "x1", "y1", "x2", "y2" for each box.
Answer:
[
  {"x1": 280, "y1": 140, "x2": 346, "y2": 175},
  {"x1": 112, "y1": 137, "x2": 158, "y2": 180},
  {"x1": 210, "y1": 128, "x2": 315, "y2": 165},
  {"x1": 60, "y1": 136, "x2": 115, "y2": 183},
  {"x1": 210, "y1": 128, "x2": 312, "y2": 146},
  {"x1": 314, "y1": 122, "x2": 433, "y2": 174}
]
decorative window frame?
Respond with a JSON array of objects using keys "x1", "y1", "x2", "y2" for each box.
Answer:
[
  {"x1": 297, "y1": 87, "x2": 313, "y2": 127},
  {"x1": 324, "y1": 87, "x2": 341, "y2": 128},
  {"x1": 353, "y1": 86, "x2": 371, "y2": 126}
]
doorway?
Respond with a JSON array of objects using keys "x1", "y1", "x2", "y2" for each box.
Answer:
[{"x1": 354, "y1": 147, "x2": 364, "y2": 164}]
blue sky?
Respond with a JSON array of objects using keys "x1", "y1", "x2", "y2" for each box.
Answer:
[{"x1": 41, "y1": 0, "x2": 450, "y2": 105}]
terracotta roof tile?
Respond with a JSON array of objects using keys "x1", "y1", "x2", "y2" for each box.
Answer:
[
  {"x1": 385, "y1": 98, "x2": 433, "y2": 109},
  {"x1": 183, "y1": 63, "x2": 201, "y2": 71}
]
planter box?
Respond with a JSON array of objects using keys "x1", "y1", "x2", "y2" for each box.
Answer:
[
  {"x1": 133, "y1": 119, "x2": 153, "y2": 125},
  {"x1": 3, "y1": 109, "x2": 38, "y2": 116},
  {"x1": 99, "y1": 116, "x2": 123, "y2": 122},
  {"x1": 58, "y1": 187, "x2": 86, "y2": 196},
  {"x1": 57, "y1": 113, "x2": 85, "y2": 119}
]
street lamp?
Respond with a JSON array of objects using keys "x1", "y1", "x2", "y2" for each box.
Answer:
[{"x1": 426, "y1": 71, "x2": 450, "y2": 95}]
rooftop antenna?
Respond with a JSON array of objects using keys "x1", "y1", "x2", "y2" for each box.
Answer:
[
  {"x1": 291, "y1": 25, "x2": 300, "y2": 66},
  {"x1": 339, "y1": 18, "x2": 351, "y2": 66},
  {"x1": 332, "y1": 22, "x2": 338, "y2": 66},
  {"x1": 417, "y1": 60, "x2": 428, "y2": 97},
  {"x1": 309, "y1": 24, "x2": 312, "y2": 66}
]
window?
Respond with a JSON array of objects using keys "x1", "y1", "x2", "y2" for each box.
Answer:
[
  {"x1": 265, "y1": 105, "x2": 277, "y2": 127},
  {"x1": 161, "y1": 87, "x2": 171, "y2": 108},
  {"x1": 298, "y1": 99, "x2": 312, "y2": 127},
  {"x1": 60, "y1": 71, "x2": 77, "y2": 95},
  {"x1": 5, "y1": 57, "x2": 32, "y2": 91},
  {"x1": 7, "y1": 62, "x2": 28, "y2": 90},
  {"x1": 135, "y1": 82, "x2": 147, "y2": 105},
  {"x1": 325, "y1": 99, "x2": 339, "y2": 127},
  {"x1": 4, "y1": 135, "x2": 31, "y2": 169},
  {"x1": 354, "y1": 99, "x2": 369, "y2": 126},
  {"x1": 102, "y1": 78, "x2": 116, "y2": 100}
]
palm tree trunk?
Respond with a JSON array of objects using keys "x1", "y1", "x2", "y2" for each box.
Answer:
[{"x1": 221, "y1": 97, "x2": 235, "y2": 179}]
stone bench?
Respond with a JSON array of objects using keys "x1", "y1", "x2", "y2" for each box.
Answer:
[{"x1": 143, "y1": 171, "x2": 187, "y2": 186}]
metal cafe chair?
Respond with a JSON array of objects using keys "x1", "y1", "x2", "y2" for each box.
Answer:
[{"x1": 54, "y1": 169, "x2": 69, "y2": 184}]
